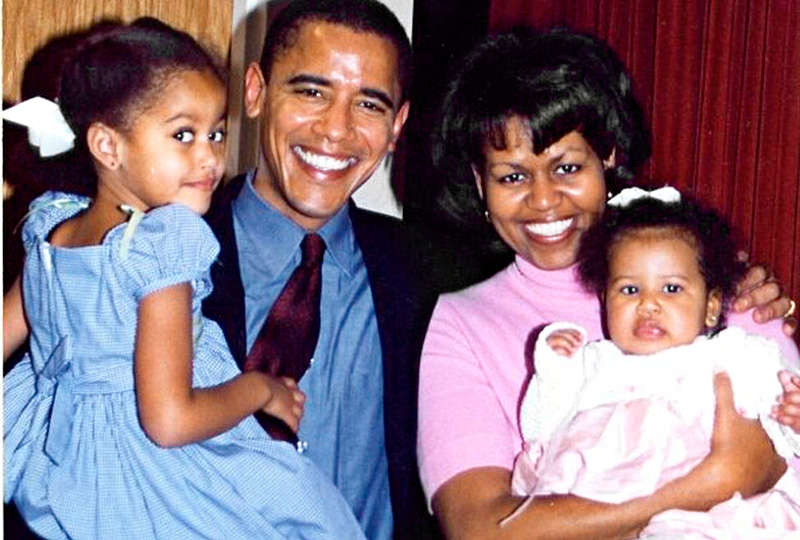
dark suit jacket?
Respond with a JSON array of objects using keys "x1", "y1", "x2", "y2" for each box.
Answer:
[{"x1": 202, "y1": 174, "x2": 440, "y2": 540}]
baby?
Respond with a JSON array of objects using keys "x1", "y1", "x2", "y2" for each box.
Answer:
[{"x1": 512, "y1": 187, "x2": 800, "y2": 538}]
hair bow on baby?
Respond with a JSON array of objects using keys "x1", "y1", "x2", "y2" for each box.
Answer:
[
  {"x1": 3, "y1": 97, "x2": 76, "y2": 158},
  {"x1": 607, "y1": 186, "x2": 681, "y2": 208}
]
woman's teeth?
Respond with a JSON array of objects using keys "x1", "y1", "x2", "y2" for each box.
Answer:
[{"x1": 525, "y1": 218, "x2": 573, "y2": 237}]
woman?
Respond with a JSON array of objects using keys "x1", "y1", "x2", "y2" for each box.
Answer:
[{"x1": 417, "y1": 28, "x2": 799, "y2": 540}]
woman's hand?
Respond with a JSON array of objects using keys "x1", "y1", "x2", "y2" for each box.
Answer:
[
  {"x1": 260, "y1": 375, "x2": 305, "y2": 433},
  {"x1": 697, "y1": 372, "x2": 786, "y2": 500},
  {"x1": 731, "y1": 255, "x2": 797, "y2": 336}
]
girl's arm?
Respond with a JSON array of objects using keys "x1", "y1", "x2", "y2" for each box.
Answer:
[
  {"x1": 432, "y1": 373, "x2": 786, "y2": 540},
  {"x1": 134, "y1": 282, "x2": 301, "y2": 447},
  {"x1": 4, "y1": 276, "x2": 29, "y2": 362}
]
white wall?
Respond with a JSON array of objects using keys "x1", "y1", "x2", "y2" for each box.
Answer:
[{"x1": 228, "y1": 0, "x2": 414, "y2": 218}]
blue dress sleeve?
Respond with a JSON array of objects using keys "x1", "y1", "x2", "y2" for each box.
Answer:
[
  {"x1": 114, "y1": 204, "x2": 220, "y2": 302},
  {"x1": 20, "y1": 191, "x2": 91, "y2": 254}
]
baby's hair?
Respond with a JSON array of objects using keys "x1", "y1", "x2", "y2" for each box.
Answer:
[
  {"x1": 577, "y1": 194, "x2": 746, "y2": 334},
  {"x1": 58, "y1": 17, "x2": 226, "y2": 193}
]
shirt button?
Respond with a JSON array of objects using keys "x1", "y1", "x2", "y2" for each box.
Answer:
[{"x1": 296, "y1": 440, "x2": 309, "y2": 454}]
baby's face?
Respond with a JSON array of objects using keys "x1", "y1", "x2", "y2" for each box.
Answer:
[{"x1": 605, "y1": 229, "x2": 720, "y2": 355}]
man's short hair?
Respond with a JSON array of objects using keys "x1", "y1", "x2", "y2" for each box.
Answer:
[{"x1": 259, "y1": 0, "x2": 412, "y2": 105}]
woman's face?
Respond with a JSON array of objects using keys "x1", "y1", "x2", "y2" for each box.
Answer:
[{"x1": 475, "y1": 117, "x2": 611, "y2": 270}]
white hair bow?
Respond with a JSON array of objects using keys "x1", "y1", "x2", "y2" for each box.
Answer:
[
  {"x1": 607, "y1": 186, "x2": 681, "y2": 208},
  {"x1": 3, "y1": 97, "x2": 76, "y2": 158}
]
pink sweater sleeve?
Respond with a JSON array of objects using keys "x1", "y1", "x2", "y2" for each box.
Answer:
[
  {"x1": 727, "y1": 310, "x2": 800, "y2": 367},
  {"x1": 417, "y1": 297, "x2": 517, "y2": 505}
]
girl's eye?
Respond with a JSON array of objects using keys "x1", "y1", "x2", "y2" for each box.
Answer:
[
  {"x1": 663, "y1": 283, "x2": 683, "y2": 294},
  {"x1": 620, "y1": 285, "x2": 638, "y2": 295},
  {"x1": 174, "y1": 130, "x2": 195, "y2": 143},
  {"x1": 555, "y1": 163, "x2": 581, "y2": 175},
  {"x1": 208, "y1": 129, "x2": 226, "y2": 143}
]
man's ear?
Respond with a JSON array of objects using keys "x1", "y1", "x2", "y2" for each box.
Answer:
[
  {"x1": 86, "y1": 122, "x2": 121, "y2": 170},
  {"x1": 244, "y1": 62, "x2": 267, "y2": 119},
  {"x1": 471, "y1": 164, "x2": 485, "y2": 201},
  {"x1": 603, "y1": 147, "x2": 617, "y2": 170},
  {"x1": 705, "y1": 289, "x2": 723, "y2": 328},
  {"x1": 387, "y1": 101, "x2": 410, "y2": 152}
]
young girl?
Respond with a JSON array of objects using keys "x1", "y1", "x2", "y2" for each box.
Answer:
[
  {"x1": 510, "y1": 187, "x2": 800, "y2": 537},
  {"x1": 3, "y1": 19, "x2": 366, "y2": 540}
]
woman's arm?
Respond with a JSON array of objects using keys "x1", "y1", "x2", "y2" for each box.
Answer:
[
  {"x1": 732, "y1": 260, "x2": 796, "y2": 336},
  {"x1": 432, "y1": 373, "x2": 786, "y2": 540},
  {"x1": 4, "y1": 276, "x2": 29, "y2": 362},
  {"x1": 135, "y1": 283, "x2": 302, "y2": 447}
]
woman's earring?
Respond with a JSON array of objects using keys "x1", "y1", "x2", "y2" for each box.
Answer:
[
  {"x1": 484, "y1": 210, "x2": 491, "y2": 223},
  {"x1": 606, "y1": 191, "x2": 613, "y2": 200}
]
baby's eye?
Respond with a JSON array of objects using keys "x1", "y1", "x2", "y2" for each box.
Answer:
[
  {"x1": 620, "y1": 285, "x2": 638, "y2": 295},
  {"x1": 208, "y1": 129, "x2": 226, "y2": 143},
  {"x1": 663, "y1": 283, "x2": 683, "y2": 294},
  {"x1": 174, "y1": 130, "x2": 195, "y2": 142}
]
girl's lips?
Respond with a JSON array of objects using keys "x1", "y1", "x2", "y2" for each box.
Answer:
[{"x1": 187, "y1": 179, "x2": 218, "y2": 192}]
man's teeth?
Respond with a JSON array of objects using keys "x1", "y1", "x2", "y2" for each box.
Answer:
[
  {"x1": 525, "y1": 218, "x2": 573, "y2": 237},
  {"x1": 294, "y1": 147, "x2": 354, "y2": 171}
]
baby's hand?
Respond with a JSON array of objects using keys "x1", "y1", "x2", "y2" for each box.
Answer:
[
  {"x1": 773, "y1": 370, "x2": 800, "y2": 433},
  {"x1": 546, "y1": 328, "x2": 583, "y2": 357},
  {"x1": 262, "y1": 376, "x2": 306, "y2": 433}
]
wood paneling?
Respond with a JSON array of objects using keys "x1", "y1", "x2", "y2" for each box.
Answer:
[{"x1": 3, "y1": 0, "x2": 233, "y2": 102}]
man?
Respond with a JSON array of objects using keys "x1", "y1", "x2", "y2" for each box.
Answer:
[{"x1": 203, "y1": 1, "x2": 438, "y2": 538}]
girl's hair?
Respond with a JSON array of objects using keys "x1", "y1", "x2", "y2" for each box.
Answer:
[
  {"x1": 58, "y1": 17, "x2": 226, "y2": 194},
  {"x1": 577, "y1": 194, "x2": 746, "y2": 335},
  {"x1": 434, "y1": 27, "x2": 650, "y2": 238}
]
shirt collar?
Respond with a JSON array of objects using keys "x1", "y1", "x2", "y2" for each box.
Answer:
[{"x1": 233, "y1": 170, "x2": 358, "y2": 277}]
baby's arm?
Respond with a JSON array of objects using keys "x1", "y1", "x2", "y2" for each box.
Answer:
[
  {"x1": 773, "y1": 371, "x2": 800, "y2": 434},
  {"x1": 3, "y1": 276, "x2": 29, "y2": 362},
  {"x1": 134, "y1": 283, "x2": 304, "y2": 447},
  {"x1": 546, "y1": 327, "x2": 585, "y2": 357}
]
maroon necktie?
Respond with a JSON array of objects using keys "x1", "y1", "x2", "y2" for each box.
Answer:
[{"x1": 244, "y1": 234, "x2": 325, "y2": 442}]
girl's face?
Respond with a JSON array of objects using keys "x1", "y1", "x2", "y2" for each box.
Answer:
[
  {"x1": 605, "y1": 229, "x2": 721, "y2": 355},
  {"x1": 475, "y1": 117, "x2": 611, "y2": 270},
  {"x1": 113, "y1": 68, "x2": 227, "y2": 214}
]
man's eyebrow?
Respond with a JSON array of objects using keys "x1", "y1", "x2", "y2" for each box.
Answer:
[
  {"x1": 286, "y1": 74, "x2": 395, "y2": 110},
  {"x1": 361, "y1": 88, "x2": 394, "y2": 110}
]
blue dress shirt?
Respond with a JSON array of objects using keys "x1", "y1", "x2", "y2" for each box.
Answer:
[{"x1": 232, "y1": 172, "x2": 393, "y2": 540}]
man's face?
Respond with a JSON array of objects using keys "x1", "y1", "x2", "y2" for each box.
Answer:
[{"x1": 245, "y1": 20, "x2": 409, "y2": 231}]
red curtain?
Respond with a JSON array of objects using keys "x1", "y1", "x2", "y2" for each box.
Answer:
[{"x1": 488, "y1": 0, "x2": 800, "y2": 312}]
